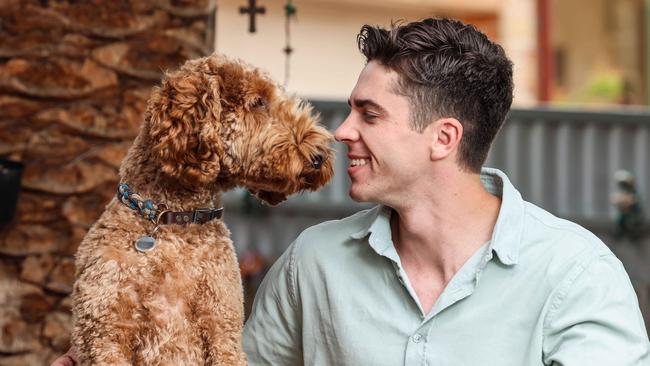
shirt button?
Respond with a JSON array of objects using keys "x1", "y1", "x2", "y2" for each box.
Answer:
[{"x1": 412, "y1": 333, "x2": 423, "y2": 343}]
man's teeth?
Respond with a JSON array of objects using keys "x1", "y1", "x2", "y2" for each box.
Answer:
[{"x1": 350, "y1": 159, "x2": 369, "y2": 167}]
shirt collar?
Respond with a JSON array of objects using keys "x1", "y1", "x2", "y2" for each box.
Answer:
[
  {"x1": 349, "y1": 167, "x2": 524, "y2": 266},
  {"x1": 480, "y1": 167, "x2": 523, "y2": 266},
  {"x1": 350, "y1": 205, "x2": 394, "y2": 255}
]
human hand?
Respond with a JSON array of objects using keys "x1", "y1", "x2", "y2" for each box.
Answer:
[{"x1": 49, "y1": 346, "x2": 77, "y2": 366}]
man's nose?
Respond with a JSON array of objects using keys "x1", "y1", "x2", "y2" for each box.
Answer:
[{"x1": 334, "y1": 114, "x2": 357, "y2": 142}]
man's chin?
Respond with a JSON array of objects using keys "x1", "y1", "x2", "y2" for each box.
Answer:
[{"x1": 348, "y1": 188, "x2": 371, "y2": 203}]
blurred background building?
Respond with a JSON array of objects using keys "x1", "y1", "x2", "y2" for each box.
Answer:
[
  {"x1": 552, "y1": 0, "x2": 648, "y2": 105},
  {"x1": 217, "y1": 0, "x2": 539, "y2": 103},
  {"x1": 0, "y1": 0, "x2": 648, "y2": 364},
  {"x1": 217, "y1": 0, "x2": 649, "y2": 106}
]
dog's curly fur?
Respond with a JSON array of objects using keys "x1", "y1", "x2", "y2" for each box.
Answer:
[{"x1": 71, "y1": 54, "x2": 334, "y2": 365}]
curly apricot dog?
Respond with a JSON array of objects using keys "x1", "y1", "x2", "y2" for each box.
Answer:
[{"x1": 71, "y1": 54, "x2": 334, "y2": 365}]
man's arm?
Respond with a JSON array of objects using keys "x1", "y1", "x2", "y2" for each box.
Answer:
[
  {"x1": 543, "y1": 254, "x2": 650, "y2": 365},
  {"x1": 243, "y1": 241, "x2": 303, "y2": 365}
]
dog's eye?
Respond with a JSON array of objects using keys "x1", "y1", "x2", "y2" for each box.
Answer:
[{"x1": 251, "y1": 97, "x2": 267, "y2": 110}]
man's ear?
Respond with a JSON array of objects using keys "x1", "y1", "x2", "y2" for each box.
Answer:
[
  {"x1": 148, "y1": 65, "x2": 224, "y2": 187},
  {"x1": 427, "y1": 117, "x2": 463, "y2": 161}
]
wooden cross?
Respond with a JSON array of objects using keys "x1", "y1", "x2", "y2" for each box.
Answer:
[{"x1": 239, "y1": 0, "x2": 266, "y2": 33}]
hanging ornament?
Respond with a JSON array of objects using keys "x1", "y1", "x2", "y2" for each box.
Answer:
[
  {"x1": 283, "y1": 0, "x2": 297, "y2": 87},
  {"x1": 239, "y1": 0, "x2": 266, "y2": 33}
]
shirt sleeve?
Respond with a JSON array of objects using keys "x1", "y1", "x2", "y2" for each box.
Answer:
[
  {"x1": 243, "y1": 241, "x2": 303, "y2": 366},
  {"x1": 542, "y1": 253, "x2": 650, "y2": 365}
]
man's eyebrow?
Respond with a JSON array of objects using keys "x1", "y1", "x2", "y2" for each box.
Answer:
[{"x1": 348, "y1": 98, "x2": 387, "y2": 114}]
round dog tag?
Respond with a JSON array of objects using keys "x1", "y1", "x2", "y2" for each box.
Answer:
[{"x1": 135, "y1": 236, "x2": 156, "y2": 252}]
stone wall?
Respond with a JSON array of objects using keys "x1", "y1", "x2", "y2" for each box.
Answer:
[{"x1": 0, "y1": 1, "x2": 215, "y2": 364}]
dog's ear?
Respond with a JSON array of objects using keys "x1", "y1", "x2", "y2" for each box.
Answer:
[{"x1": 148, "y1": 65, "x2": 224, "y2": 187}]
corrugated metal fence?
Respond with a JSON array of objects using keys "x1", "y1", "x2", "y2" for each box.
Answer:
[{"x1": 488, "y1": 107, "x2": 650, "y2": 225}]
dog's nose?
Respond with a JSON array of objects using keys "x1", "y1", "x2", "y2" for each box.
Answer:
[{"x1": 311, "y1": 154, "x2": 326, "y2": 169}]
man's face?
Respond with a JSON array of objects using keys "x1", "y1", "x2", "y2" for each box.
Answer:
[{"x1": 334, "y1": 61, "x2": 433, "y2": 205}]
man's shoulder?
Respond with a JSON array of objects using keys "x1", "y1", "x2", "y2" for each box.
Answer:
[
  {"x1": 520, "y1": 201, "x2": 615, "y2": 276},
  {"x1": 289, "y1": 206, "x2": 379, "y2": 259},
  {"x1": 523, "y1": 202, "x2": 609, "y2": 249},
  {"x1": 524, "y1": 203, "x2": 650, "y2": 363},
  {"x1": 297, "y1": 205, "x2": 378, "y2": 243}
]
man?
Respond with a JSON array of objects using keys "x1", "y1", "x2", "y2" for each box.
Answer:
[
  {"x1": 242, "y1": 18, "x2": 649, "y2": 365},
  {"x1": 52, "y1": 18, "x2": 649, "y2": 366}
]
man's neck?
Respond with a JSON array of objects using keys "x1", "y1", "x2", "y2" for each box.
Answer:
[{"x1": 389, "y1": 171, "x2": 501, "y2": 283}]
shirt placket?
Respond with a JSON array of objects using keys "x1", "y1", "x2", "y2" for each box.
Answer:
[
  {"x1": 386, "y1": 259, "x2": 430, "y2": 365},
  {"x1": 404, "y1": 320, "x2": 432, "y2": 366},
  {"x1": 389, "y1": 243, "x2": 493, "y2": 366}
]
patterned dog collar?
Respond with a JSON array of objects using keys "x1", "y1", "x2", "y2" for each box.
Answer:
[{"x1": 117, "y1": 183, "x2": 223, "y2": 225}]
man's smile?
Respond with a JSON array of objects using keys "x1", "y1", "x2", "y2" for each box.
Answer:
[{"x1": 349, "y1": 158, "x2": 370, "y2": 167}]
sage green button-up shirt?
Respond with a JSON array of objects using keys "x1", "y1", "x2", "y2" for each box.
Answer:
[{"x1": 243, "y1": 168, "x2": 650, "y2": 365}]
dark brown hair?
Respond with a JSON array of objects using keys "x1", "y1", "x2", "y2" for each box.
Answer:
[{"x1": 357, "y1": 18, "x2": 513, "y2": 172}]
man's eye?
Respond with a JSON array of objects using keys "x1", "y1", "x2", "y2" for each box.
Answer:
[{"x1": 363, "y1": 112, "x2": 378, "y2": 121}]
